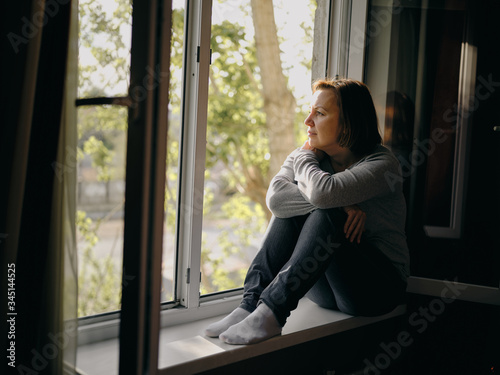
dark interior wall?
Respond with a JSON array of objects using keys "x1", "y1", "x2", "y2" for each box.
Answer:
[{"x1": 404, "y1": 295, "x2": 499, "y2": 375}]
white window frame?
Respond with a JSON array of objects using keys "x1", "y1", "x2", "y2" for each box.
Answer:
[
  {"x1": 422, "y1": 12, "x2": 475, "y2": 240},
  {"x1": 326, "y1": 0, "x2": 369, "y2": 81},
  {"x1": 176, "y1": 0, "x2": 212, "y2": 310}
]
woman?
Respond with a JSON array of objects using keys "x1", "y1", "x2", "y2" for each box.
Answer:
[{"x1": 205, "y1": 78, "x2": 409, "y2": 345}]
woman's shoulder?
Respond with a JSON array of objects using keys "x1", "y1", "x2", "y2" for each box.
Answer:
[{"x1": 356, "y1": 144, "x2": 398, "y2": 163}]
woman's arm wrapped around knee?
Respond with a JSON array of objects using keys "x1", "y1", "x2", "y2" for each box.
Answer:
[{"x1": 266, "y1": 148, "x2": 318, "y2": 218}]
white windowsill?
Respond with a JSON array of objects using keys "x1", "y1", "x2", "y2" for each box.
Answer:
[
  {"x1": 77, "y1": 294, "x2": 244, "y2": 347},
  {"x1": 76, "y1": 298, "x2": 406, "y2": 375}
]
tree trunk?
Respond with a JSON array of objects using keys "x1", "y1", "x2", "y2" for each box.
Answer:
[{"x1": 250, "y1": 0, "x2": 297, "y2": 181}]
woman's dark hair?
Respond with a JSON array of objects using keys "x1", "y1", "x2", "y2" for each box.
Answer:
[{"x1": 312, "y1": 78, "x2": 381, "y2": 155}]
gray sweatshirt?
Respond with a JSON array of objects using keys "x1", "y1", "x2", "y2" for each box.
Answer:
[{"x1": 266, "y1": 144, "x2": 410, "y2": 280}]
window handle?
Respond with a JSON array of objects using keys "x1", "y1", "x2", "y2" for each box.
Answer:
[{"x1": 75, "y1": 96, "x2": 132, "y2": 107}]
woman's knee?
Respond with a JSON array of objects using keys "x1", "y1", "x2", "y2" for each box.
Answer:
[
  {"x1": 311, "y1": 208, "x2": 347, "y2": 225},
  {"x1": 307, "y1": 209, "x2": 348, "y2": 241}
]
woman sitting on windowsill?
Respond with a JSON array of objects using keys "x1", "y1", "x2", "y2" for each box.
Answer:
[{"x1": 205, "y1": 78, "x2": 410, "y2": 345}]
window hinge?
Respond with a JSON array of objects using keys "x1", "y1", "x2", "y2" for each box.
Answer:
[
  {"x1": 196, "y1": 46, "x2": 212, "y2": 65},
  {"x1": 186, "y1": 268, "x2": 191, "y2": 284}
]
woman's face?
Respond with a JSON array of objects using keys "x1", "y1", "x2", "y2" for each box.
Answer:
[{"x1": 304, "y1": 89, "x2": 343, "y2": 155}]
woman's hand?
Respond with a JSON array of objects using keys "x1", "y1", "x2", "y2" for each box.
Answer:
[
  {"x1": 343, "y1": 205, "x2": 366, "y2": 244},
  {"x1": 301, "y1": 140, "x2": 326, "y2": 161}
]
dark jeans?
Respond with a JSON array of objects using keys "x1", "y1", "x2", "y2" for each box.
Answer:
[{"x1": 239, "y1": 209, "x2": 407, "y2": 326}]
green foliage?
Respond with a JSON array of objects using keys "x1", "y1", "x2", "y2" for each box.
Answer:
[
  {"x1": 197, "y1": 13, "x2": 272, "y2": 293},
  {"x1": 200, "y1": 195, "x2": 266, "y2": 294},
  {"x1": 205, "y1": 17, "x2": 269, "y2": 214},
  {"x1": 79, "y1": 0, "x2": 132, "y2": 97},
  {"x1": 77, "y1": 105, "x2": 127, "y2": 183},
  {"x1": 76, "y1": 210, "x2": 98, "y2": 251},
  {"x1": 163, "y1": 8, "x2": 184, "y2": 229},
  {"x1": 82, "y1": 136, "x2": 113, "y2": 181},
  {"x1": 77, "y1": 210, "x2": 122, "y2": 316},
  {"x1": 168, "y1": 8, "x2": 185, "y2": 110},
  {"x1": 298, "y1": 0, "x2": 317, "y2": 71}
]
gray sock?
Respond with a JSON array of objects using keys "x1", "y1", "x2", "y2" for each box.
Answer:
[
  {"x1": 204, "y1": 307, "x2": 251, "y2": 338},
  {"x1": 219, "y1": 302, "x2": 282, "y2": 345}
]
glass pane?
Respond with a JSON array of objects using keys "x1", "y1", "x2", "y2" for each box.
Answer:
[
  {"x1": 76, "y1": 105, "x2": 128, "y2": 316},
  {"x1": 160, "y1": 0, "x2": 186, "y2": 303},
  {"x1": 364, "y1": 0, "x2": 465, "y2": 228},
  {"x1": 364, "y1": 0, "x2": 500, "y2": 287},
  {"x1": 78, "y1": 0, "x2": 132, "y2": 98},
  {"x1": 77, "y1": 0, "x2": 132, "y2": 317},
  {"x1": 201, "y1": 0, "x2": 317, "y2": 295}
]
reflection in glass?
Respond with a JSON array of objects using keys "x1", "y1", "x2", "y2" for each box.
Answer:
[{"x1": 365, "y1": 0, "x2": 465, "y2": 228}]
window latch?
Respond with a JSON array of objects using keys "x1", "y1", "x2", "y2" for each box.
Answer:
[{"x1": 196, "y1": 46, "x2": 212, "y2": 64}]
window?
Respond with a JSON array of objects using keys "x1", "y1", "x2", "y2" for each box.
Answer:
[
  {"x1": 77, "y1": 0, "x2": 328, "y2": 337},
  {"x1": 76, "y1": 0, "x2": 132, "y2": 317},
  {"x1": 173, "y1": 0, "x2": 321, "y2": 310},
  {"x1": 76, "y1": 0, "x2": 183, "y2": 317}
]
